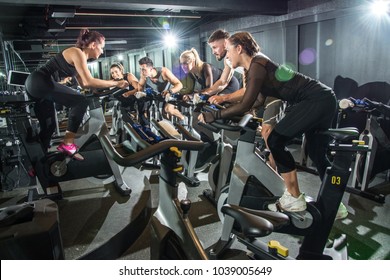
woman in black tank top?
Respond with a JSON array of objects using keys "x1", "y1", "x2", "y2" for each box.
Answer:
[
  {"x1": 25, "y1": 29, "x2": 129, "y2": 160},
  {"x1": 109, "y1": 63, "x2": 140, "y2": 123},
  {"x1": 200, "y1": 31, "x2": 337, "y2": 213},
  {"x1": 179, "y1": 48, "x2": 240, "y2": 140},
  {"x1": 180, "y1": 48, "x2": 239, "y2": 93}
]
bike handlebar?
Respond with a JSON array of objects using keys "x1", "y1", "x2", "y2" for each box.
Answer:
[
  {"x1": 101, "y1": 136, "x2": 204, "y2": 167},
  {"x1": 339, "y1": 98, "x2": 368, "y2": 110},
  {"x1": 199, "y1": 105, "x2": 255, "y2": 132},
  {"x1": 339, "y1": 97, "x2": 390, "y2": 117},
  {"x1": 86, "y1": 87, "x2": 128, "y2": 98}
]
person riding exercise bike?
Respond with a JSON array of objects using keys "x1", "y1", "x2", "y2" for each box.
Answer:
[
  {"x1": 25, "y1": 29, "x2": 129, "y2": 160},
  {"x1": 199, "y1": 31, "x2": 341, "y2": 215}
]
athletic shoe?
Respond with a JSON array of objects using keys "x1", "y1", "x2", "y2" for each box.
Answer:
[
  {"x1": 268, "y1": 190, "x2": 307, "y2": 212},
  {"x1": 335, "y1": 202, "x2": 348, "y2": 220},
  {"x1": 57, "y1": 143, "x2": 84, "y2": 160},
  {"x1": 135, "y1": 91, "x2": 146, "y2": 99}
]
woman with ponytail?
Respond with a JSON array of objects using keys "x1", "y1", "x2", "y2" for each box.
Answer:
[
  {"x1": 25, "y1": 29, "x2": 129, "y2": 160},
  {"x1": 179, "y1": 48, "x2": 239, "y2": 94},
  {"x1": 180, "y1": 48, "x2": 240, "y2": 140},
  {"x1": 199, "y1": 31, "x2": 341, "y2": 215}
]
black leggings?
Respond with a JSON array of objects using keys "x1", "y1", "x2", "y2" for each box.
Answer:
[
  {"x1": 33, "y1": 99, "x2": 56, "y2": 150},
  {"x1": 25, "y1": 70, "x2": 88, "y2": 134},
  {"x1": 267, "y1": 94, "x2": 337, "y2": 180}
]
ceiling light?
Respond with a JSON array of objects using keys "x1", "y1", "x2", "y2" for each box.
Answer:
[
  {"x1": 163, "y1": 33, "x2": 177, "y2": 48},
  {"x1": 65, "y1": 26, "x2": 165, "y2": 30},
  {"x1": 51, "y1": 8, "x2": 75, "y2": 18},
  {"x1": 45, "y1": 40, "x2": 127, "y2": 47},
  {"x1": 74, "y1": 12, "x2": 200, "y2": 19}
]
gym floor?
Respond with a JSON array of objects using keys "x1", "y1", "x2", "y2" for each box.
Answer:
[{"x1": 0, "y1": 144, "x2": 389, "y2": 260}]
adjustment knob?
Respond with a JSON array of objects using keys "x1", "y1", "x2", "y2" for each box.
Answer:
[{"x1": 180, "y1": 199, "x2": 191, "y2": 217}]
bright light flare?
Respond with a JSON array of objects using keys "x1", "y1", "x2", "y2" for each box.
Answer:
[
  {"x1": 163, "y1": 33, "x2": 177, "y2": 48},
  {"x1": 370, "y1": 0, "x2": 390, "y2": 17}
]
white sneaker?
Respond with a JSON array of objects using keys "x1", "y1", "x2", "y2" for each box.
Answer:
[
  {"x1": 268, "y1": 190, "x2": 307, "y2": 212},
  {"x1": 335, "y1": 202, "x2": 348, "y2": 220},
  {"x1": 135, "y1": 91, "x2": 146, "y2": 99}
]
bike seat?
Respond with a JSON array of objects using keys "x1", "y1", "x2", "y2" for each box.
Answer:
[
  {"x1": 323, "y1": 128, "x2": 359, "y2": 142},
  {"x1": 221, "y1": 204, "x2": 289, "y2": 238},
  {"x1": 0, "y1": 203, "x2": 35, "y2": 228}
]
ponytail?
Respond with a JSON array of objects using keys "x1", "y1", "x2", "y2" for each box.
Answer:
[
  {"x1": 180, "y1": 48, "x2": 204, "y2": 72},
  {"x1": 228, "y1": 31, "x2": 260, "y2": 57},
  {"x1": 190, "y1": 48, "x2": 204, "y2": 72},
  {"x1": 75, "y1": 29, "x2": 105, "y2": 49}
]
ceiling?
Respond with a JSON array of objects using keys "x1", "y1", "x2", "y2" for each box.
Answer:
[{"x1": 0, "y1": 0, "x2": 290, "y2": 72}]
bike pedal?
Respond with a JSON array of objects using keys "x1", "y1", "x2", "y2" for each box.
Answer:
[
  {"x1": 275, "y1": 205, "x2": 307, "y2": 221},
  {"x1": 288, "y1": 211, "x2": 307, "y2": 221}
]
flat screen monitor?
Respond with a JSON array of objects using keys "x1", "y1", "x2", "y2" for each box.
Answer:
[{"x1": 7, "y1": 70, "x2": 30, "y2": 87}]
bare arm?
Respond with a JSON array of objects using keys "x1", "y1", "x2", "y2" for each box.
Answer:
[
  {"x1": 162, "y1": 67, "x2": 183, "y2": 93},
  {"x1": 209, "y1": 88, "x2": 245, "y2": 104},
  {"x1": 209, "y1": 71, "x2": 246, "y2": 104},
  {"x1": 64, "y1": 47, "x2": 127, "y2": 89},
  {"x1": 58, "y1": 76, "x2": 72, "y2": 85},
  {"x1": 123, "y1": 73, "x2": 139, "y2": 97},
  {"x1": 202, "y1": 62, "x2": 267, "y2": 123},
  {"x1": 137, "y1": 72, "x2": 147, "y2": 91},
  {"x1": 203, "y1": 59, "x2": 234, "y2": 96}
]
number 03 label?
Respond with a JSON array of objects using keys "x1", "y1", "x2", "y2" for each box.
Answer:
[{"x1": 331, "y1": 176, "x2": 341, "y2": 185}]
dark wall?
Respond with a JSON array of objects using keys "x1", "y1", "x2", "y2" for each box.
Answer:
[
  {"x1": 103, "y1": 1, "x2": 390, "y2": 91},
  {"x1": 197, "y1": 1, "x2": 390, "y2": 89}
]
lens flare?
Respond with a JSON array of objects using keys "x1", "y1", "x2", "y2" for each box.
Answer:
[
  {"x1": 163, "y1": 33, "x2": 177, "y2": 48},
  {"x1": 370, "y1": 0, "x2": 390, "y2": 17},
  {"x1": 299, "y1": 48, "x2": 317, "y2": 65},
  {"x1": 162, "y1": 21, "x2": 170, "y2": 30},
  {"x1": 275, "y1": 63, "x2": 296, "y2": 82},
  {"x1": 325, "y1": 39, "x2": 333, "y2": 46}
]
